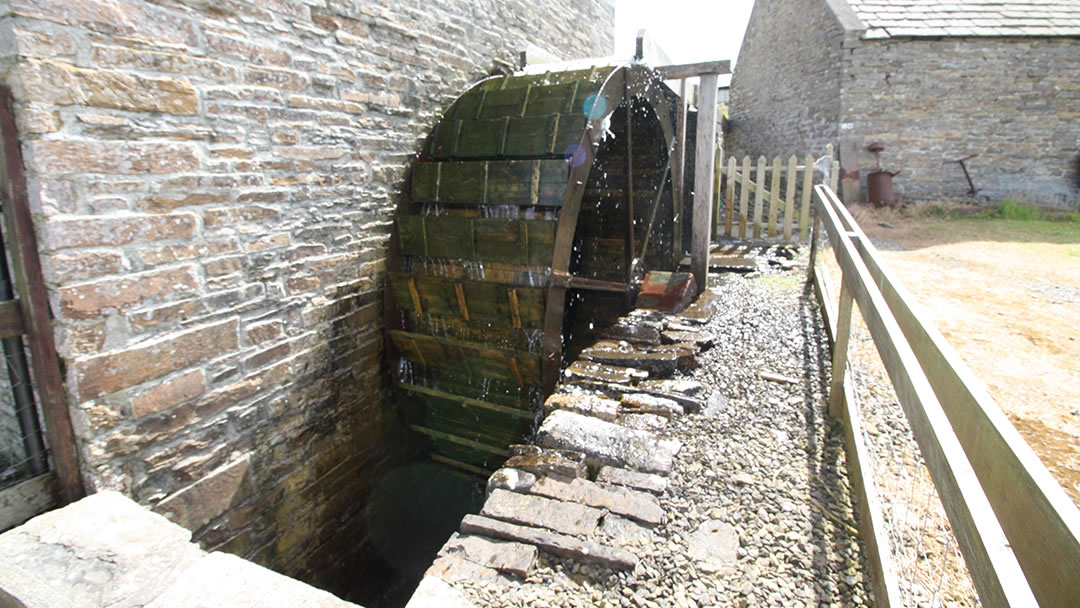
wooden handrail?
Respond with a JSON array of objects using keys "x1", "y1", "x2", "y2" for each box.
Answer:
[
  {"x1": 811, "y1": 184, "x2": 1040, "y2": 607},
  {"x1": 817, "y1": 185, "x2": 1080, "y2": 608}
]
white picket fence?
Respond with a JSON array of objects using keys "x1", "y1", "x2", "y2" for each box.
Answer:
[{"x1": 714, "y1": 144, "x2": 839, "y2": 243}]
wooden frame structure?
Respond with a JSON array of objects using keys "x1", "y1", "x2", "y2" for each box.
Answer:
[
  {"x1": 0, "y1": 86, "x2": 83, "y2": 530},
  {"x1": 654, "y1": 60, "x2": 732, "y2": 292},
  {"x1": 809, "y1": 184, "x2": 1080, "y2": 607}
]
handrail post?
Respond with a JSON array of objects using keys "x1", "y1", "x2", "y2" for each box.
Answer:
[
  {"x1": 829, "y1": 281, "x2": 854, "y2": 419},
  {"x1": 806, "y1": 208, "x2": 820, "y2": 282}
]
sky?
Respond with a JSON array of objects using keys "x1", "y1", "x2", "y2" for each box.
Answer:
[{"x1": 613, "y1": 0, "x2": 757, "y2": 82}]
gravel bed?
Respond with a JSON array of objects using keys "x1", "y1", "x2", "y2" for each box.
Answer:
[{"x1": 452, "y1": 248, "x2": 873, "y2": 608}]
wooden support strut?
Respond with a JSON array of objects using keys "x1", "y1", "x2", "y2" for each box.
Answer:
[
  {"x1": 624, "y1": 78, "x2": 635, "y2": 288},
  {"x1": 0, "y1": 87, "x2": 83, "y2": 504},
  {"x1": 691, "y1": 72, "x2": 719, "y2": 293}
]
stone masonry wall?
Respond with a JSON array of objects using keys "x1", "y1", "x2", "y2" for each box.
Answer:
[
  {"x1": 725, "y1": 0, "x2": 846, "y2": 160},
  {"x1": 728, "y1": 0, "x2": 1080, "y2": 205},
  {"x1": 0, "y1": 0, "x2": 613, "y2": 597},
  {"x1": 841, "y1": 36, "x2": 1080, "y2": 203}
]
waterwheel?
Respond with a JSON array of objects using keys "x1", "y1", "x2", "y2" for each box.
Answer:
[{"x1": 386, "y1": 63, "x2": 688, "y2": 475}]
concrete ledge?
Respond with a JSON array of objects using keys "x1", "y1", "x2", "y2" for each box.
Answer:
[{"x1": 0, "y1": 492, "x2": 359, "y2": 608}]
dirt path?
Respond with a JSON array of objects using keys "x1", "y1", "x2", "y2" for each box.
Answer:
[{"x1": 843, "y1": 205, "x2": 1080, "y2": 505}]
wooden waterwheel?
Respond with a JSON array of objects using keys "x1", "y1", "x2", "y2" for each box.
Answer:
[{"x1": 386, "y1": 63, "x2": 687, "y2": 475}]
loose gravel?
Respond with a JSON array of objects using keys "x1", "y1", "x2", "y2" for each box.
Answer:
[{"x1": 450, "y1": 246, "x2": 873, "y2": 608}]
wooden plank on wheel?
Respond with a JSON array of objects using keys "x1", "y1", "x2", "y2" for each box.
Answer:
[
  {"x1": 504, "y1": 115, "x2": 558, "y2": 156},
  {"x1": 412, "y1": 162, "x2": 440, "y2": 203},
  {"x1": 526, "y1": 82, "x2": 579, "y2": 116},
  {"x1": 425, "y1": 216, "x2": 475, "y2": 260},
  {"x1": 457, "y1": 118, "x2": 508, "y2": 158},
  {"x1": 439, "y1": 161, "x2": 487, "y2": 205}
]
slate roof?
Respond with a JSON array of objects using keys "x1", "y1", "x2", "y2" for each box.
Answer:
[{"x1": 844, "y1": 0, "x2": 1080, "y2": 38}]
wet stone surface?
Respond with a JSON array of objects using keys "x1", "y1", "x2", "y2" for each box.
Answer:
[{"x1": 408, "y1": 245, "x2": 871, "y2": 608}]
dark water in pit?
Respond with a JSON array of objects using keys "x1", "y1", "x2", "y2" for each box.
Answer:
[{"x1": 341, "y1": 460, "x2": 486, "y2": 608}]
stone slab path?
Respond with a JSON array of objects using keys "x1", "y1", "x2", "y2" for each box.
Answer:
[{"x1": 406, "y1": 244, "x2": 872, "y2": 608}]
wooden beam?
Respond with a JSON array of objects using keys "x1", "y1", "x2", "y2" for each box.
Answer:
[
  {"x1": 672, "y1": 78, "x2": 687, "y2": 261},
  {"x1": 411, "y1": 425, "x2": 510, "y2": 457},
  {"x1": 0, "y1": 472, "x2": 58, "y2": 532},
  {"x1": 655, "y1": 60, "x2": 731, "y2": 80},
  {"x1": 690, "y1": 72, "x2": 719, "y2": 293},
  {"x1": 0, "y1": 88, "x2": 83, "y2": 504},
  {"x1": 624, "y1": 79, "x2": 635, "y2": 282},
  {"x1": 814, "y1": 185, "x2": 1038, "y2": 607},
  {"x1": 826, "y1": 190, "x2": 1080, "y2": 608}
]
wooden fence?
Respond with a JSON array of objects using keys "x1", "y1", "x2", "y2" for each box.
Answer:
[
  {"x1": 809, "y1": 184, "x2": 1080, "y2": 608},
  {"x1": 714, "y1": 144, "x2": 839, "y2": 243}
]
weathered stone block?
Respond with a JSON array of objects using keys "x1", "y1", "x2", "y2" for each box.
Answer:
[
  {"x1": 620, "y1": 393, "x2": 684, "y2": 417},
  {"x1": 58, "y1": 264, "x2": 199, "y2": 319},
  {"x1": 460, "y1": 514, "x2": 637, "y2": 570},
  {"x1": 536, "y1": 410, "x2": 681, "y2": 475},
  {"x1": 481, "y1": 489, "x2": 602, "y2": 537},
  {"x1": 18, "y1": 59, "x2": 197, "y2": 114},
  {"x1": 41, "y1": 250, "x2": 125, "y2": 284},
  {"x1": 439, "y1": 533, "x2": 538, "y2": 577},
  {"x1": 154, "y1": 454, "x2": 252, "y2": 532},
  {"x1": 204, "y1": 205, "x2": 281, "y2": 227},
  {"x1": 564, "y1": 360, "x2": 648, "y2": 385},
  {"x1": 91, "y1": 45, "x2": 239, "y2": 81},
  {"x1": 30, "y1": 141, "x2": 199, "y2": 175},
  {"x1": 71, "y1": 318, "x2": 238, "y2": 399},
  {"x1": 131, "y1": 368, "x2": 206, "y2": 418},
  {"x1": 11, "y1": 0, "x2": 200, "y2": 48},
  {"x1": 505, "y1": 444, "x2": 587, "y2": 479},
  {"x1": 544, "y1": 391, "x2": 620, "y2": 421},
  {"x1": 43, "y1": 214, "x2": 197, "y2": 251},
  {"x1": 486, "y1": 468, "x2": 537, "y2": 495},
  {"x1": 0, "y1": 491, "x2": 203, "y2": 608},
  {"x1": 687, "y1": 520, "x2": 739, "y2": 573},
  {"x1": 529, "y1": 476, "x2": 665, "y2": 525},
  {"x1": 146, "y1": 552, "x2": 356, "y2": 607},
  {"x1": 595, "y1": 466, "x2": 669, "y2": 495}
]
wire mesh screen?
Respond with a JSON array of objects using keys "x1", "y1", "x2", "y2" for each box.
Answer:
[
  {"x1": 0, "y1": 333, "x2": 49, "y2": 491},
  {"x1": 0, "y1": 207, "x2": 50, "y2": 492}
]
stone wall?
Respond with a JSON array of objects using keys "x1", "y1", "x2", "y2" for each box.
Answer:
[
  {"x1": 0, "y1": 0, "x2": 613, "y2": 598},
  {"x1": 725, "y1": 0, "x2": 847, "y2": 160},
  {"x1": 842, "y1": 36, "x2": 1080, "y2": 203},
  {"x1": 727, "y1": 0, "x2": 1080, "y2": 204}
]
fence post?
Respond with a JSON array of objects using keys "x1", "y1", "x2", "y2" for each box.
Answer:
[
  {"x1": 829, "y1": 280, "x2": 854, "y2": 419},
  {"x1": 725, "y1": 155, "x2": 736, "y2": 238},
  {"x1": 690, "y1": 72, "x2": 719, "y2": 293},
  {"x1": 738, "y1": 156, "x2": 750, "y2": 238}
]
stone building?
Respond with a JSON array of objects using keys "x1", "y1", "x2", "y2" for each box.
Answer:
[
  {"x1": 726, "y1": 0, "x2": 1080, "y2": 204},
  {"x1": 0, "y1": 0, "x2": 613, "y2": 601}
]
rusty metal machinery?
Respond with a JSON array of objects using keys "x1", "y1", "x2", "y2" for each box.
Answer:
[{"x1": 386, "y1": 63, "x2": 687, "y2": 474}]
